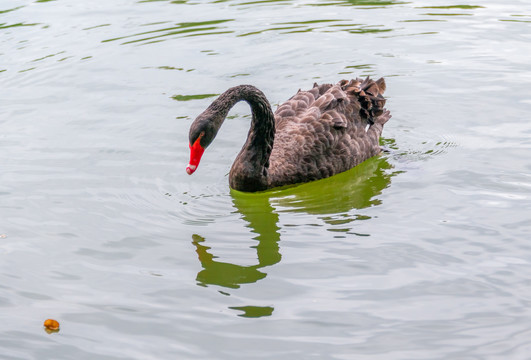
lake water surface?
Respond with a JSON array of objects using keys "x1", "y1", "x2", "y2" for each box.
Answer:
[{"x1": 2, "y1": 0, "x2": 531, "y2": 359}]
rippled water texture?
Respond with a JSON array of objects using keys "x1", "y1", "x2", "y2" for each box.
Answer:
[{"x1": 2, "y1": 0, "x2": 531, "y2": 359}]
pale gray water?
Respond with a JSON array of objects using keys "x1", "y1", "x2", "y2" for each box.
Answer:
[{"x1": 1, "y1": 0, "x2": 531, "y2": 359}]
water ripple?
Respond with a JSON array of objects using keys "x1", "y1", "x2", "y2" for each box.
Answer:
[
  {"x1": 3, "y1": 0, "x2": 531, "y2": 358},
  {"x1": 102, "y1": 19, "x2": 235, "y2": 45},
  {"x1": 309, "y1": 0, "x2": 409, "y2": 7}
]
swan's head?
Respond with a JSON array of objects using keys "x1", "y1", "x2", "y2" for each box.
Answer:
[{"x1": 186, "y1": 115, "x2": 218, "y2": 175}]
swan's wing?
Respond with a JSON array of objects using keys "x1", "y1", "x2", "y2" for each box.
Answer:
[
  {"x1": 274, "y1": 85, "x2": 321, "y2": 121},
  {"x1": 342, "y1": 77, "x2": 388, "y2": 125},
  {"x1": 273, "y1": 82, "x2": 345, "y2": 127},
  {"x1": 311, "y1": 85, "x2": 350, "y2": 129},
  {"x1": 273, "y1": 77, "x2": 387, "y2": 126},
  {"x1": 268, "y1": 78, "x2": 389, "y2": 187}
]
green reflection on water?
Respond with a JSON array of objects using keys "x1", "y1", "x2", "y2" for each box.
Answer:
[
  {"x1": 0, "y1": 6, "x2": 24, "y2": 14},
  {"x1": 239, "y1": 20, "x2": 393, "y2": 36},
  {"x1": 149, "y1": 0, "x2": 410, "y2": 5},
  {"x1": 500, "y1": 19, "x2": 531, "y2": 23},
  {"x1": 193, "y1": 152, "x2": 399, "y2": 316},
  {"x1": 416, "y1": 5, "x2": 484, "y2": 9},
  {"x1": 276, "y1": 19, "x2": 343, "y2": 25},
  {"x1": 0, "y1": 22, "x2": 39, "y2": 29},
  {"x1": 31, "y1": 51, "x2": 65, "y2": 62},
  {"x1": 229, "y1": 306, "x2": 274, "y2": 318},
  {"x1": 138, "y1": 0, "x2": 196, "y2": 3},
  {"x1": 311, "y1": 0, "x2": 409, "y2": 7},
  {"x1": 102, "y1": 19, "x2": 234, "y2": 45},
  {"x1": 237, "y1": 0, "x2": 291, "y2": 5},
  {"x1": 18, "y1": 67, "x2": 36, "y2": 73},
  {"x1": 399, "y1": 19, "x2": 446, "y2": 23},
  {"x1": 341, "y1": 64, "x2": 375, "y2": 75},
  {"x1": 421, "y1": 13, "x2": 472, "y2": 16},
  {"x1": 267, "y1": 154, "x2": 398, "y2": 215},
  {"x1": 172, "y1": 93, "x2": 219, "y2": 101},
  {"x1": 193, "y1": 190, "x2": 281, "y2": 289}
]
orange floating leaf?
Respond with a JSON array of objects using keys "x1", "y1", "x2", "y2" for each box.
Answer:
[{"x1": 43, "y1": 319, "x2": 60, "y2": 333}]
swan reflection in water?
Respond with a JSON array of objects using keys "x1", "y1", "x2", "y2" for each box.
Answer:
[{"x1": 192, "y1": 153, "x2": 399, "y2": 317}]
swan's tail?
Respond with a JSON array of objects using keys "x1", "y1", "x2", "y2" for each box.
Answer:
[{"x1": 340, "y1": 77, "x2": 390, "y2": 126}]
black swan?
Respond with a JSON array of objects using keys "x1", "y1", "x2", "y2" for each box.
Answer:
[{"x1": 186, "y1": 77, "x2": 391, "y2": 192}]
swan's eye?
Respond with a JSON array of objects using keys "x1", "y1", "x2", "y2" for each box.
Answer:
[
  {"x1": 195, "y1": 131, "x2": 205, "y2": 144},
  {"x1": 191, "y1": 131, "x2": 205, "y2": 147}
]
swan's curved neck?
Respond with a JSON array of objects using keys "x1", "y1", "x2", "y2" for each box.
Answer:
[
  {"x1": 207, "y1": 85, "x2": 276, "y2": 191},
  {"x1": 231, "y1": 86, "x2": 275, "y2": 191}
]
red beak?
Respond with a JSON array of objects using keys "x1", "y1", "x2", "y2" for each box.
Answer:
[{"x1": 186, "y1": 137, "x2": 205, "y2": 175}]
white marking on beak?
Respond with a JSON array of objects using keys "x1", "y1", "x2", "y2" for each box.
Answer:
[{"x1": 186, "y1": 164, "x2": 197, "y2": 175}]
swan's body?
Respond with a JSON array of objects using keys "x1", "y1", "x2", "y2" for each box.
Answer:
[{"x1": 187, "y1": 78, "x2": 391, "y2": 192}]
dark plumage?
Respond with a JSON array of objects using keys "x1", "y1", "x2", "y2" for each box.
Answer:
[{"x1": 186, "y1": 77, "x2": 391, "y2": 192}]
